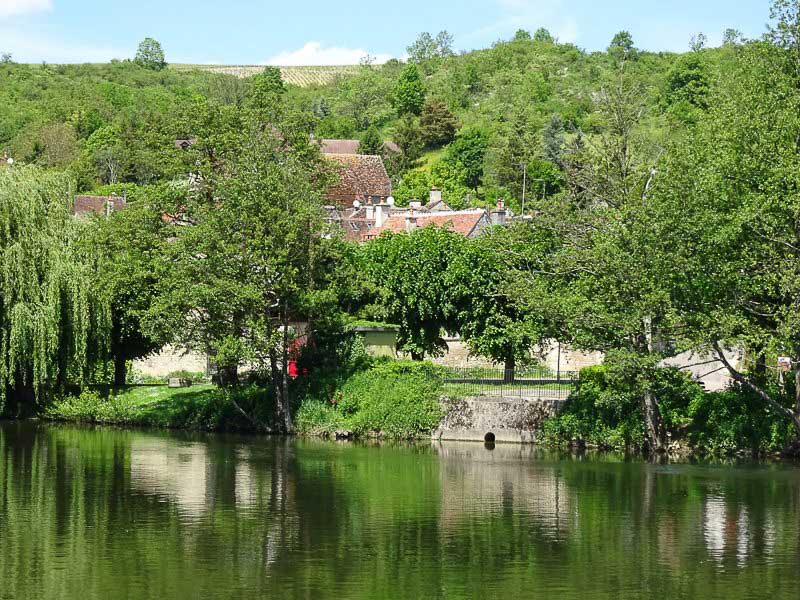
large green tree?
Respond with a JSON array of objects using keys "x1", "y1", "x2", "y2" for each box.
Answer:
[
  {"x1": 363, "y1": 226, "x2": 463, "y2": 360},
  {"x1": 0, "y1": 166, "x2": 109, "y2": 416},
  {"x1": 134, "y1": 38, "x2": 167, "y2": 71},
  {"x1": 393, "y1": 64, "x2": 426, "y2": 116},
  {"x1": 149, "y1": 93, "x2": 331, "y2": 431}
]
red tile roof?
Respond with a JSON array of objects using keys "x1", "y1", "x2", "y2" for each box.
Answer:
[
  {"x1": 363, "y1": 209, "x2": 489, "y2": 241},
  {"x1": 73, "y1": 195, "x2": 127, "y2": 217},
  {"x1": 318, "y1": 139, "x2": 401, "y2": 155},
  {"x1": 325, "y1": 154, "x2": 391, "y2": 207}
]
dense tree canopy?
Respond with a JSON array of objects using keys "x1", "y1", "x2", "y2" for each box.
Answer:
[{"x1": 0, "y1": 166, "x2": 109, "y2": 415}]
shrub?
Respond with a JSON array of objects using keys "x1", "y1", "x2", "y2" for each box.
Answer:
[
  {"x1": 295, "y1": 360, "x2": 444, "y2": 439},
  {"x1": 541, "y1": 364, "x2": 703, "y2": 450},
  {"x1": 686, "y1": 383, "x2": 794, "y2": 454}
]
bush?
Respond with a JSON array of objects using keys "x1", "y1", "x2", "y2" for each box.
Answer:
[
  {"x1": 686, "y1": 383, "x2": 794, "y2": 454},
  {"x1": 295, "y1": 360, "x2": 444, "y2": 439},
  {"x1": 541, "y1": 364, "x2": 702, "y2": 450}
]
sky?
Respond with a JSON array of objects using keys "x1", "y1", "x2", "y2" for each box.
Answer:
[{"x1": 0, "y1": 0, "x2": 772, "y2": 64}]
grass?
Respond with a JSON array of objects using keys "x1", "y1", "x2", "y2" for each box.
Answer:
[{"x1": 44, "y1": 385, "x2": 275, "y2": 432}]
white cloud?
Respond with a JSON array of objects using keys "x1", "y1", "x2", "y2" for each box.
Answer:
[
  {"x1": 265, "y1": 41, "x2": 393, "y2": 66},
  {"x1": 0, "y1": 0, "x2": 52, "y2": 18}
]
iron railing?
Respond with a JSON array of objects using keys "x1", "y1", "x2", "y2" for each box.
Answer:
[{"x1": 441, "y1": 366, "x2": 578, "y2": 399}]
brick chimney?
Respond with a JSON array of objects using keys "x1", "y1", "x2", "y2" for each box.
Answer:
[{"x1": 490, "y1": 198, "x2": 507, "y2": 226}]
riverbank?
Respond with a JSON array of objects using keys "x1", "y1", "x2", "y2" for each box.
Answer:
[
  {"x1": 41, "y1": 361, "x2": 800, "y2": 457},
  {"x1": 43, "y1": 386, "x2": 273, "y2": 431}
]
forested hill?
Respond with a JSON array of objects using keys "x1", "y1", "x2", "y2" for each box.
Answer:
[{"x1": 0, "y1": 30, "x2": 734, "y2": 201}]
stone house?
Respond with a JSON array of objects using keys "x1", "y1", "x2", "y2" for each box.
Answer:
[{"x1": 72, "y1": 194, "x2": 127, "y2": 217}]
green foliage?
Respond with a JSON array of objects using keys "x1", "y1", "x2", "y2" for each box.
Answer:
[
  {"x1": 296, "y1": 360, "x2": 444, "y2": 438},
  {"x1": 419, "y1": 99, "x2": 458, "y2": 148},
  {"x1": 686, "y1": 384, "x2": 794, "y2": 454},
  {"x1": 513, "y1": 29, "x2": 532, "y2": 42},
  {"x1": 407, "y1": 31, "x2": 454, "y2": 74},
  {"x1": 0, "y1": 166, "x2": 109, "y2": 415},
  {"x1": 608, "y1": 30, "x2": 636, "y2": 62},
  {"x1": 533, "y1": 28, "x2": 554, "y2": 43},
  {"x1": 45, "y1": 385, "x2": 275, "y2": 430},
  {"x1": 393, "y1": 63, "x2": 426, "y2": 116},
  {"x1": 359, "y1": 125, "x2": 383, "y2": 155},
  {"x1": 542, "y1": 365, "x2": 703, "y2": 451},
  {"x1": 362, "y1": 227, "x2": 465, "y2": 359},
  {"x1": 444, "y1": 127, "x2": 488, "y2": 190},
  {"x1": 134, "y1": 38, "x2": 167, "y2": 71}
]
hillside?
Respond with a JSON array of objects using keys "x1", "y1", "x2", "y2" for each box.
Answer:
[
  {"x1": 0, "y1": 31, "x2": 734, "y2": 201},
  {"x1": 171, "y1": 64, "x2": 359, "y2": 86}
]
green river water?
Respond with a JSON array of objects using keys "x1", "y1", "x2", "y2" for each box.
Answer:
[{"x1": 1, "y1": 421, "x2": 799, "y2": 599}]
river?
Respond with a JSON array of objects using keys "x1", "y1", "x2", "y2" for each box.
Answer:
[{"x1": 1, "y1": 422, "x2": 799, "y2": 599}]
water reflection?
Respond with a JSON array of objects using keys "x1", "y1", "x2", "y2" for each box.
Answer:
[
  {"x1": 1, "y1": 423, "x2": 800, "y2": 600},
  {"x1": 435, "y1": 442, "x2": 573, "y2": 541}
]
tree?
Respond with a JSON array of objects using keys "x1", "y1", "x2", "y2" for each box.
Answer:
[
  {"x1": 449, "y1": 227, "x2": 552, "y2": 379},
  {"x1": 723, "y1": 28, "x2": 745, "y2": 46},
  {"x1": 388, "y1": 115, "x2": 423, "y2": 175},
  {"x1": 418, "y1": 99, "x2": 458, "y2": 148},
  {"x1": 656, "y1": 38, "x2": 800, "y2": 444},
  {"x1": 664, "y1": 52, "x2": 710, "y2": 121},
  {"x1": 363, "y1": 227, "x2": 464, "y2": 360},
  {"x1": 149, "y1": 91, "x2": 332, "y2": 432},
  {"x1": 359, "y1": 125, "x2": 383, "y2": 156},
  {"x1": 134, "y1": 38, "x2": 166, "y2": 71},
  {"x1": 0, "y1": 166, "x2": 109, "y2": 416},
  {"x1": 508, "y1": 75, "x2": 675, "y2": 452},
  {"x1": 608, "y1": 31, "x2": 636, "y2": 62},
  {"x1": 533, "y1": 28, "x2": 554, "y2": 43},
  {"x1": 690, "y1": 32, "x2": 708, "y2": 52},
  {"x1": 444, "y1": 127, "x2": 488, "y2": 190},
  {"x1": 407, "y1": 31, "x2": 454, "y2": 73},
  {"x1": 514, "y1": 29, "x2": 532, "y2": 41},
  {"x1": 87, "y1": 188, "x2": 172, "y2": 387},
  {"x1": 393, "y1": 63, "x2": 426, "y2": 116}
]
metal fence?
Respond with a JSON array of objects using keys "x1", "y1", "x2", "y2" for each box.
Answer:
[{"x1": 441, "y1": 366, "x2": 579, "y2": 399}]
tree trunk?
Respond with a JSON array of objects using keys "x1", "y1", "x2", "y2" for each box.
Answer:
[
  {"x1": 113, "y1": 355, "x2": 127, "y2": 388},
  {"x1": 643, "y1": 389, "x2": 666, "y2": 453},
  {"x1": 281, "y1": 303, "x2": 293, "y2": 434},
  {"x1": 504, "y1": 356, "x2": 516, "y2": 384},
  {"x1": 410, "y1": 351, "x2": 423, "y2": 361},
  {"x1": 218, "y1": 365, "x2": 239, "y2": 388},
  {"x1": 270, "y1": 350, "x2": 287, "y2": 433},
  {"x1": 642, "y1": 315, "x2": 665, "y2": 453}
]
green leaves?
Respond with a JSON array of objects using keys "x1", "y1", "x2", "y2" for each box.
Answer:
[{"x1": 0, "y1": 165, "x2": 109, "y2": 411}]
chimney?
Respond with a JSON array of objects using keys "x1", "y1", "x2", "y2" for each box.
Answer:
[
  {"x1": 405, "y1": 208, "x2": 418, "y2": 232},
  {"x1": 428, "y1": 188, "x2": 442, "y2": 206},
  {"x1": 365, "y1": 205, "x2": 374, "y2": 221},
  {"x1": 375, "y1": 203, "x2": 387, "y2": 228},
  {"x1": 490, "y1": 198, "x2": 507, "y2": 226},
  {"x1": 409, "y1": 199, "x2": 422, "y2": 210}
]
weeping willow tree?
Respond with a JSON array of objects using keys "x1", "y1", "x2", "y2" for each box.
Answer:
[{"x1": 0, "y1": 165, "x2": 110, "y2": 416}]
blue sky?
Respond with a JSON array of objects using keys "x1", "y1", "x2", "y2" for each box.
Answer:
[{"x1": 0, "y1": 0, "x2": 770, "y2": 64}]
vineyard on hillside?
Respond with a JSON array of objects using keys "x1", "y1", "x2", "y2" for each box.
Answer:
[{"x1": 171, "y1": 64, "x2": 359, "y2": 86}]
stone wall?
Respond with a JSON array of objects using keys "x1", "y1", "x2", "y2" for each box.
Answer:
[
  {"x1": 434, "y1": 396, "x2": 564, "y2": 444},
  {"x1": 133, "y1": 345, "x2": 208, "y2": 378}
]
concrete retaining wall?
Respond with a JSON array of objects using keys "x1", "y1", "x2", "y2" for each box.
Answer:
[{"x1": 434, "y1": 396, "x2": 564, "y2": 444}]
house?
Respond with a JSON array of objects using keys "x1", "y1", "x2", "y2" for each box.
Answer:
[
  {"x1": 327, "y1": 188, "x2": 509, "y2": 242},
  {"x1": 316, "y1": 138, "x2": 401, "y2": 156},
  {"x1": 72, "y1": 194, "x2": 127, "y2": 217},
  {"x1": 324, "y1": 153, "x2": 392, "y2": 207},
  {"x1": 363, "y1": 208, "x2": 492, "y2": 240}
]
